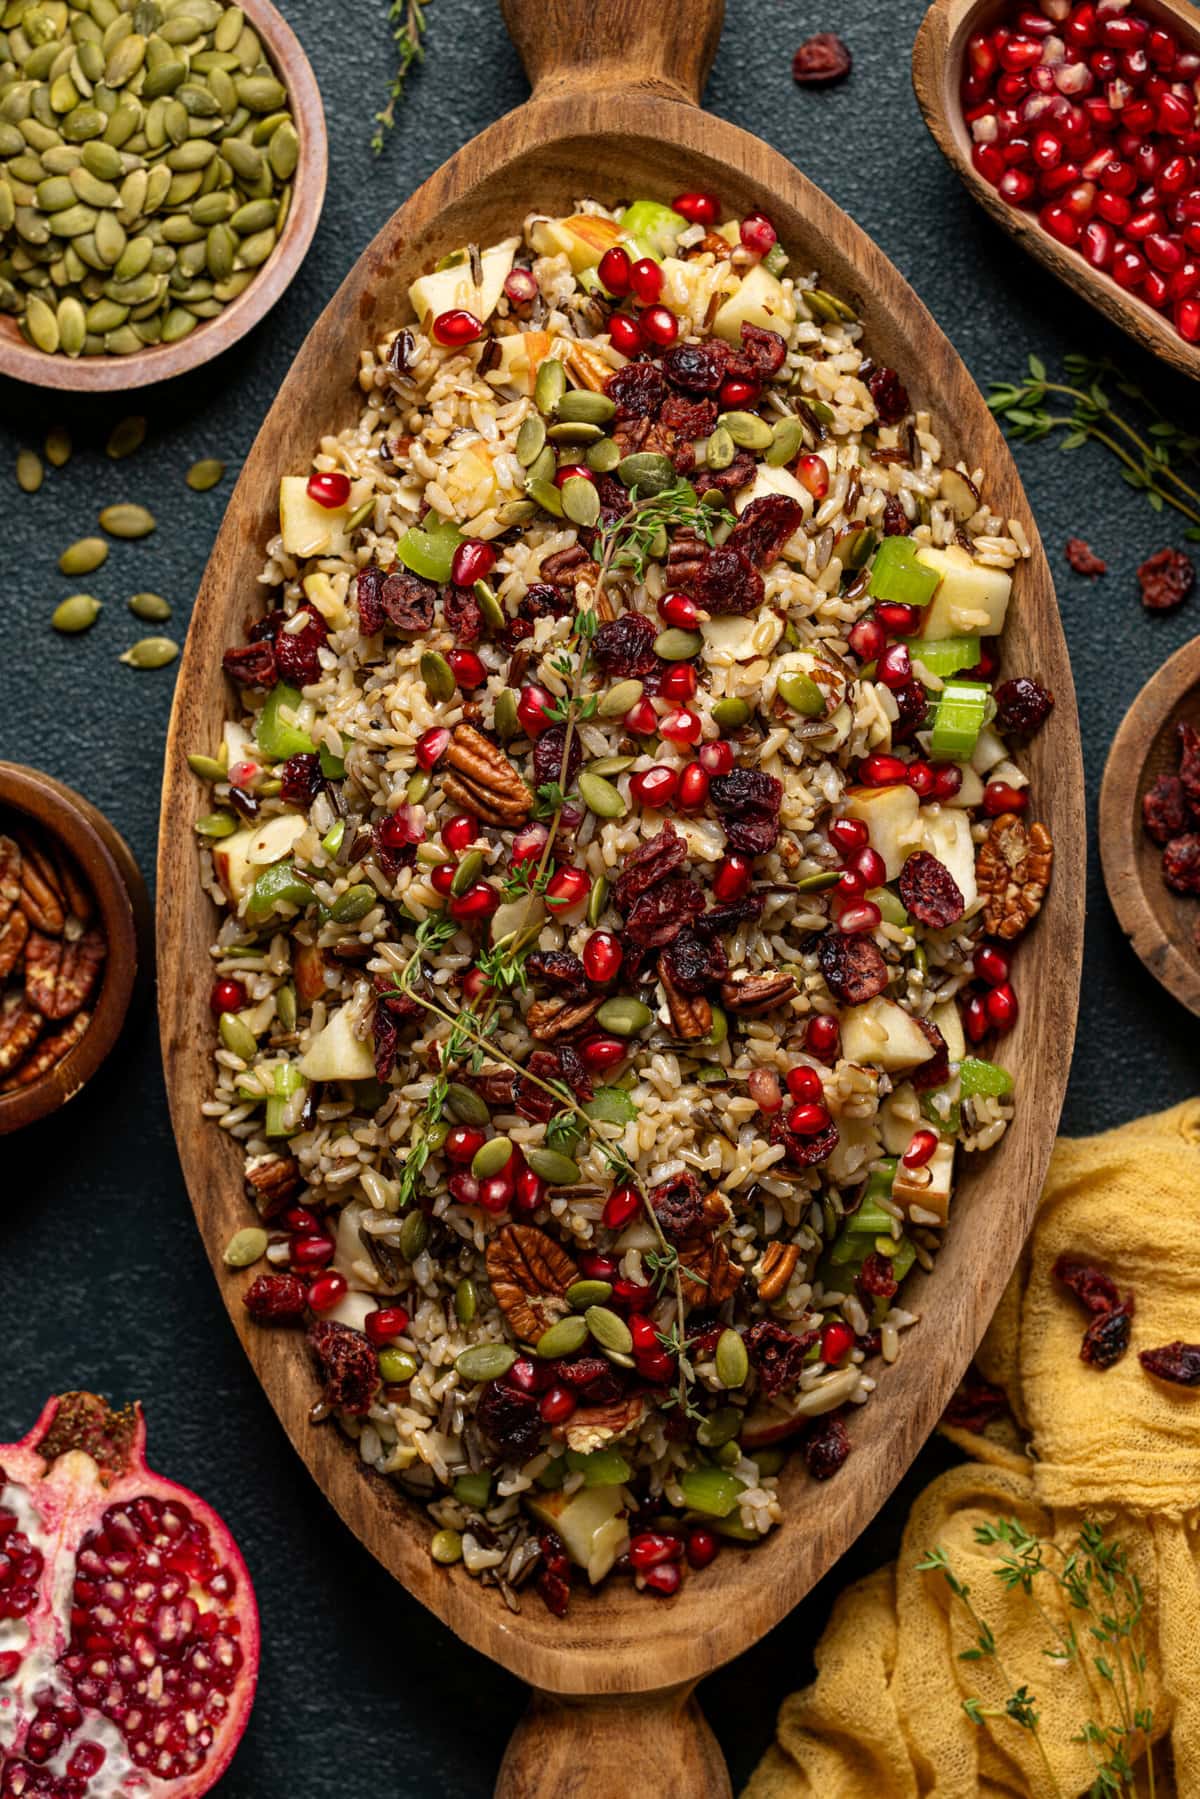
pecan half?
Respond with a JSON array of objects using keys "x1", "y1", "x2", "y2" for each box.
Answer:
[
  {"x1": 441, "y1": 724, "x2": 532, "y2": 827},
  {"x1": 1, "y1": 1009, "x2": 89, "y2": 1088},
  {"x1": 756, "y1": 1241, "x2": 800, "y2": 1302},
  {"x1": 24, "y1": 927, "x2": 106, "y2": 1021},
  {"x1": 556, "y1": 1396, "x2": 645, "y2": 1453},
  {"x1": 539, "y1": 544, "x2": 592, "y2": 586},
  {"x1": 665, "y1": 530, "x2": 708, "y2": 587},
  {"x1": 977, "y1": 814, "x2": 1054, "y2": 941},
  {"x1": 0, "y1": 906, "x2": 29, "y2": 981},
  {"x1": 486, "y1": 1224, "x2": 579, "y2": 1344},
  {"x1": 658, "y1": 955, "x2": 712, "y2": 1041},
  {"x1": 562, "y1": 340, "x2": 614, "y2": 393},
  {"x1": 0, "y1": 836, "x2": 21, "y2": 925},
  {"x1": 719, "y1": 970, "x2": 797, "y2": 1015},
  {"x1": 15, "y1": 831, "x2": 65, "y2": 936},
  {"x1": 54, "y1": 849, "x2": 93, "y2": 924},
  {"x1": 678, "y1": 1190, "x2": 744, "y2": 1309},
  {"x1": 526, "y1": 994, "x2": 601, "y2": 1042},
  {"x1": 0, "y1": 992, "x2": 41, "y2": 1076},
  {"x1": 246, "y1": 1154, "x2": 303, "y2": 1217}
]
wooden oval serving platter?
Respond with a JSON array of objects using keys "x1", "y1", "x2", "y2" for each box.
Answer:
[
  {"x1": 158, "y1": 3, "x2": 1086, "y2": 1789},
  {"x1": 1100, "y1": 634, "x2": 1200, "y2": 1016},
  {"x1": 913, "y1": 0, "x2": 1200, "y2": 385}
]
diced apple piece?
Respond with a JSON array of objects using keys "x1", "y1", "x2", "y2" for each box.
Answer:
[
  {"x1": 825, "y1": 1114, "x2": 883, "y2": 1187},
  {"x1": 408, "y1": 240, "x2": 517, "y2": 325},
  {"x1": 333, "y1": 1199, "x2": 369, "y2": 1279},
  {"x1": 529, "y1": 214, "x2": 624, "y2": 272},
  {"x1": 734, "y1": 461, "x2": 814, "y2": 515},
  {"x1": 842, "y1": 784, "x2": 923, "y2": 881},
  {"x1": 324, "y1": 1290, "x2": 380, "y2": 1333},
  {"x1": 245, "y1": 813, "x2": 308, "y2": 868},
  {"x1": 942, "y1": 763, "x2": 984, "y2": 808},
  {"x1": 486, "y1": 331, "x2": 557, "y2": 396},
  {"x1": 279, "y1": 475, "x2": 349, "y2": 559},
  {"x1": 293, "y1": 941, "x2": 328, "y2": 1008},
  {"x1": 741, "y1": 1397, "x2": 806, "y2": 1450},
  {"x1": 971, "y1": 724, "x2": 1008, "y2": 776},
  {"x1": 880, "y1": 1083, "x2": 922, "y2": 1156},
  {"x1": 915, "y1": 545, "x2": 1012, "y2": 641},
  {"x1": 222, "y1": 719, "x2": 256, "y2": 771},
  {"x1": 920, "y1": 805, "x2": 977, "y2": 910},
  {"x1": 302, "y1": 571, "x2": 350, "y2": 630},
  {"x1": 298, "y1": 1006, "x2": 376, "y2": 1082},
  {"x1": 450, "y1": 441, "x2": 496, "y2": 507},
  {"x1": 893, "y1": 1139, "x2": 955, "y2": 1225},
  {"x1": 526, "y1": 1485, "x2": 629, "y2": 1584},
  {"x1": 212, "y1": 828, "x2": 257, "y2": 903},
  {"x1": 839, "y1": 997, "x2": 937, "y2": 1072},
  {"x1": 931, "y1": 998, "x2": 966, "y2": 1063},
  {"x1": 712, "y1": 263, "x2": 794, "y2": 344}
]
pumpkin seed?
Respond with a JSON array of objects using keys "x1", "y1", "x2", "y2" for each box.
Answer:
[
  {"x1": 127, "y1": 590, "x2": 169, "y2": 621},
  {"x1": 578, "y1": 770, "x2": 626, "y2": 820},
  {"x1": 454, "y1": 1277, "x2": 477, "y2": 1326},
  {"x1": 556, "y1": 389, "x2": 615, "y2": 425},
  {"x1": 430, "y1": 1528, "x2": 462, "y2": 1565},
  {"x1": 522, "y1": 1146, "x2": 581, "y2": 1186},
  {"x1": 450, "y1": 848, "x2": 484, "y2": 898},
  {"x1": 586, "y1": 435, "x2": 621, "y2": 473},
  {"x1": 777, "y1": 671, "x2": 826, "y2": 716},
  {"x1": 711, "y1": 697, "x2": 751, "y2": 730},
  {"x1": 515, "y1": 413, "x2": 546, "y2": 467},
  {"x1": 547, "y1": 420, "x2": 604, "y2": 447},
  {"x1": 697, "y1": 1404, "x2": 742, "y2": 1446},
  {"x1": 398, "y1": 1208, "x2": 429, "y2": 1261},
  {"x1": 51, "y1": 592, "x2": 101, "y2": 632},
  {"x1": 493, "y1": 687, "x2": 519, "y2": 743},
  {"x1": 404, "y1": 770, "x2": 429, "y2": 805},
  {"x1": 195, "y1": 810, "x2": 236, "y2": 837},
  {"x1": 419, "y1": 649, "x2": 454, "y2": 702},
  {"x1": 267, "y1": 118, "x2": 296, "y2": 178},
  {"x1": 596, "y1": 995, "x2": 652, "y2": 1036},
  {"x1": 526, "y1": 475, "x2": 563, "y2": 518},
  {"x1": 446, "y1": 1081, "x2": 490, "y2": 1126},
  {"x1": 329, "y1": 882, "x2": 378, "y2": 924},
  {"x1": 533, "y1": 355, "x2": 565, "y2": 415},
  {"x1": 585, "y1": 1305, "x2": 633, "y2": 1356},
  {"x1": 217, "y1": 1010, "x2": 256, "y2": 1059},
  {"x1": 839, "y1": 524, "x2": 877, "y2": 572},
  {"x1": 470, "y1": 1135, "x2": 512, "y2": 1179},
  {"x1": 99, "y1": 501, "x2": 154, "y2": 537},
  {"x1": 597, "y1": 678, "x2": 643, "y2": 719},
  {"x1": 57, "y1": 295, "x2": 86, "y2": 355},
  {"x1": 766, "y1": 416, "x2": 805, "y2": 467},
  {"x1": 119, "y1": 633, "x2": 177, "y2": 667},
  {"x1": 44, "y1": 425, "x2": 71, "y2": 467},
  {"x1": 720, "y1": 409, "x2": 774, "y2": 450},
  {"x1": 472, "y1": 579, "x2": 505, "y2": 633},
  {"x1": 16, "y1": 448, "x2": 44, "y2": 491},
  {"x1": 187, "y1": 752, "x2": 227, "y2": 779},
  {"x1": 715, "y1": 1328, "x2": 749, "y2": 1389},
  {"x1": 378, "y1": 1347, "x2": 418, "y2": 1384},
  {"x1": 616, "y1": 450, "x2": 675, "y2": 495},
  {"x1": 275, "y1": 982, "x2": 297, "y2": 1033},
  {"x1": 222, "y1": 1225, "x2": 268, "y2": 1267},
  {"x1": 654, "y1": 627, "x2": 702, "y2": 661},
  {"x1": 705, "y1": 425, "x2": 735, "y2": 471},
  {"x1": 183, "y1": 457, "x2": 227, "y2": 495},
  {"x1": 455, "y1": 1342, "x2": 517, "y2": 1383},
  {"x1": 566, "y1": 1280, "x2": 613, "y2": 1310},
  {"x1": 587, "y1": 756, "x2": 636, "y2": 778},
  {"x1": 535, "y1": 1316, "x2": 588, "y2": 1360},
  {"x1": 561, "y1": 473, "x2": 599, "y2": 528},
  {"x1": 105, "y1": 412, "x2": 145, "y2": 458},
  {"x1": 587, "y1": 874, "x2": 608, "y2": 927},
  {"x1": 791, "y1": 870, "x2": 840, "y2": 892}
]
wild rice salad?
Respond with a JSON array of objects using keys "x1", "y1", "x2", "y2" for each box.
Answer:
[{"x1": 194, "y1": 189, "x2": 1056, "y2": 1612}]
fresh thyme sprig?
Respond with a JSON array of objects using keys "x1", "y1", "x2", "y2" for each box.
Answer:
[
  {"x1": 989, "y1": 353, "x2": 1200, "y2": 537},
  {"x1": 593, "y1": 481, "x2": 723, "y2": 584},
  {"x1": 371, "y1": 0, "x2": 431, "y2": 154},
  {"x1": 917, "y1": 1517, "x2": 1157, "y2": 1798}
]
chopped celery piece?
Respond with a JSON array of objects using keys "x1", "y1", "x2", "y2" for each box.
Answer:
[
  {"x1": 921, "y1": 1091, "x2": 962, "y2": 1137},
  {"x1": 453, "y1": 1472, "x2": 492, "y2": 1509},
  {"x1": 256, "y1": 683, "x2": 315, "y2": 760},
  {"x1": 929, "y1": 680, "x2": 990, "y2": 760},
  {"x1": 867, "y1": 536, "x2": 941, "y2": 608},
  {"x1": 565, "y1": 1447, "x2": 632, "y2": 1488},
  {"x1": 321, "y1": 819, "x2": 345, "y2": 857},
  {"x1": 916, "y1": 635, "x2": 981, "y2": 679},
  {"x1": 319, "y1": 743, "x2": 346, "y2": 780},
  {"x1": 713, "y1": 1514, "x2": 762, "y2": 1542},
  {"x1": 763, "y1": 243, "x2": 789, "y2": 277},
  {"x1": 845, "y1": 1198, "x2": 897, "y2": 1237},
  {"x1": 618, "y1": 198, "x2": 686, "y2": 259},
  {"x1": 679, "y1": 1466, "x2": 746, "y2": 1518},
  {"x1": 959, "y1": 1056, "x2": 1014, "y2": 1099},
  {"x1": 890, "y1": 1238, "x2": 917, "y2": 1284},
  {"x1": 864, "y1": 1157, "x2": 898, "y2": 1201},
  {"x1": 396, "y1": 514, "x2": 463, "y2": 584},
  {"x1": 536, "y1": 1454, "x2": 567, "y2": 1490},
  {"x1": 246, "y1": 860, "x2": 313, "y2": 921},
  {"x1": 265, "y1": 1062, "x2": 306, "y2": 1137}
]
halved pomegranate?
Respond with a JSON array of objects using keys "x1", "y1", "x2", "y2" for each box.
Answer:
[{"x1": 0, "y1": 1392, "x2": 258, "y2": 1796}]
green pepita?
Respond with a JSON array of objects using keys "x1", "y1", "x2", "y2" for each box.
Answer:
[
  {"x1": 470, "y1": 1134, "x2": 513, "y2": 1180},
  {"x1": 51, "y1": 592, "x2": 101, "y2": 632},
  {"x1": 222, "y1": 1225, "x2": 268, "y2": 1267},
  {"x1": 194, "y1": 810, "x2": 236, "y2": 837},
  {"x1": 595, "y1": 996, "x2": 652, "y2": 1037},
  {"x1": 522, "y1": 1147, "x2": 581, "y2": 1186},
  {"x1": 777, "y1": 671, "x2": 826, "y2": 716},
  {"x1": 119, "y1": 634, "x2": 177, "y2": 668},
  {"x1": 455, "y1": 1342, "x2": 518, "y2": 1383},
  {"x1": 430, "y1": 1528, "x2": 462, "y2": 1565},
  {"x1": 697, "y1": 1404, "x2": 742, "y2": 1446},
  {"x1": 58, "y1": 535, "x2": 106, "y2": 575},
  {"x1": 16, "y1": 447, "x2": 43, "y2": 491},
  {"x1": 44, "y1": 425, "x2": 71, "y2": 467},
  {"x1": 714, "y1": 1327, "x2": 749, "y2": 1389},
  {"x1": 184, "y1": 456, "x2": 223, "y2": 488},
  {"x1": 128, "y1": 590, "x2": 170, "y2": 621},
  {"x1": 720, "y1": 409, "x2": 774, "y2": 450},
  {"x1": 586, "y1": 874, "x2": 608, "y2": 927},
  {"x1": 378, "y1": 1348, "x2": 418, "y2": 1384},
  {"x1": 585, "y1": 1305, "x2": 633, "y2": 1356},
  {"x1": 445, "y1": 1081, "x2": 490, "y2": 1126},
  {"x1": 99, "y1": 501, "x2": 154, "y2": 537},
  {"x1": 535, "y1": 1316, "x2": 589, "y2": 1360},
  {"x1": 526, "y1": 475, "x2": 563, "y2": 518},
  {"x1": 450, "y1": 848, "x2": 484, "y2": 898},
  {"x1": 566, "y1": 1280, "x2": 613, "y2": 1310},
  {"x1": 419, "y1": 649, "x2": 455, "y2": 703},
  {"x1": 653, "y1": 627, "x2": 702, "y2": 661},
  {"x1": 454, "y1": 1278, "x2": 477, "y2": 1327},
  {"x1": 515, "y1": 413, "x2": 545, "y2": 467},
  {"x1": 705, "y1": 425, "x2": 735, "y2": 471},
  {"x1": 329, "y1": 882, "x2": 378, "y2": 924},
  {"x1": 597, "y1": 678, "x2": 643, "y2": 719},
  {"x1": 578, "y1": 770, "x2": 626, "y2": 820},
  {"x1": 586, "y1": 756, "x2": 636, "y2": 778},
  {"x1": 586, "y1": 435, "x2": 621, "y2": 473},
  {"x1": 556, "y1": 389, "x2": 615, "y2": 425},
  {"x1": 616, "y1": 450, "x2": 675, "y2": 495},
  {"x1": 533, "y1": 355, "x2": 565, "y2": 415},
  {"x1": 105, "y1": 412, "x2": 145, "y2": 458},
  {"x1": 560, "y1": 473, "x2": 599, "y2": 528},
  {"x1": 711, "y1": 697, "x2": 751, "y2": 730},
  {"x1": 493, "y1": 687, "x2": 519, "y2": 743},
  {"x1": 472, "y1": 579, "x2": 505, "y2": 633},
  {"x1": 766, "y1": 416, "x2": 805, "y2": 467},
  {"x1": 217, "y1": 1010, "x2": 257, "y2": 1060},
  {"x1": 187, "y1": 751, "x2": 227, "y2": 779}
]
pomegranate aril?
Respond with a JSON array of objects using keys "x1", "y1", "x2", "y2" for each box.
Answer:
[
  {"x1": 739, "y1": 210, "x2": 777, "y2": 254},
  {"x1": 603, "y1": 1185, "x2": 641, "y2": 1229},
  {"x1": 837, "y1": 899, "x2": 882, "y2": 934},
  {"x1": 539, "y1": 1386, "x2": 577, "y2": 1425},
  {"x1": 902, "y1": 1128, "x2": 940, "y2": 1168},
  {"x1": 660, "y1": 662, "x2": 697, "y2": 701},
  {"x1": 848, "y1": 616, "x2": 886, "y2": 663},
  {"x1": 785, "y1": 1065, "x2": 823, "y2": 1103},
  {"x1": 430, "y1": 862, "x2": 456, "y2": 896},
  {"x1": 859, "y1": 753, "x2": 908, "y2": 787},
  {"x1": 686, "y1": 1528, "x2": 719, "y2": 1569},
  {"x1": 448, "y1": 648, "x2": 485, "y2": 689},
  {"x1": 629, "y1": 1532, "x2": 682, "y2": 1570},
  {"x1": 209, "y1": 978, "x2": 246, "y2": 1015},
  {"x1": 306, "y1": 1271, "x2": 347, "y2": 1312},
  {"x1": 673, "y1": 190, "x2": 719, "y2": 225},
  {"x1": 517, "y1": 683, "x2": 555, "y2": 736},
  {"x1": 305, "y1": 470, "x2": 350, "y2": 509},
  {"x1": 450, "y1": 881, "x2": 499, "y2": 922},
  {"x1": 416, "y1": 726, "x2": 450, "y2": 769},
  {"x1": 580, "y1": 1034, "x2": 628, "y2": 1074},
  {"x1": 875, "y1": 602, "x2": 920, "y2": 636},
  {"x1": 747, "y1": 1068, "x2": 783, "y2": 1113},
  {"x1": 642, "y1": 1561, "x2": 682, "y2": 1596},
  {"x1": 658, "y1": 589, "x2": 699, "y2": 629},
  {"x1": 631, "y1": 764, "x2": 678, "y2": 808},
  {"x1": 608, "y1": 312, "x2": 644, "y2": 355},
  {"x1": 291, "y1": 1234, "x2": 335, "y2": 1269},
  {"x1": 719, "y1": 375, "x2": 759, "y2": 408},
  {"x1": 629, "y1": 257, "x2": 663, "y2": 303},
  {"x1": 986, "y1": 982, "x2": 1020, "y2": 1032},
  {"x1": 820, "y1": 1319, "x2": 856, "y2": 1364},
  {"x1": 677, "y1": 762, "x2": 710, "y2": 810},
  {"x1": 788, "y1": 1101, "x2": 832, "y2": 1136},
  {"x1": 625, "y1": 696, "x2": 660, "y2": 735},
  {"x1": 713, "y1": 852, "x2": 753, "y2": 902},
  {"x1": 877, "y1": 642, "x2": 912, "y2": 689},
  {"x1": 443, "y1": 813, "x2": 477, "y2": 853},
  {"x1": 829, "y1": 815, "x2": 869, "y2": 853},
  {"x1": 796, "y1": 453, "x2": 830, "y2": 499},
  {"x1": 365, "y1": 1306, "x2": 410, "y2": 1343},
  {"x1": 597, "y1": 245, "x2": 632, "y2": 295},
  {"x1": 583, "y1": 931, "x2": 623, "y2": 983},
  {"x1": 450, "y1": 538, "x2": 497, "y2": 587},
  {"x1": 641, "y1": 305, "x2": 679, "y2": 347},
  {"x1": 504, "y1": 267, "x2": 539, "y2": 304},
  {"x1": 931, "y1": 763, "x2": 963, "y2": 800},
  {"x1": 698, "y1": 740, "x2": 734, "y2": 776},
  {"x1": 432, "y1": 308, "x2": 482, "y2": 345},
  {"x1": 853, "y1": 845, "x2": 887, "y2": 887}
]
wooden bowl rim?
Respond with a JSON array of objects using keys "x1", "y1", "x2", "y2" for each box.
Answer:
[
  {"x1": 912, "y1": 0, "x2": 1200, "y2": 385},
  {"x1": 157, "y1": 88, "x2": 1086, "y2": 1693},
  {"x1": 1099, "y1": 633, "x2": 1200, "y2": 1016},
  {"x1": 0, "y1": 762, "x2": 143, "y2": 1133},
  {"x1": 0, "y1": 0, "x2": 327, "y2": 394}
]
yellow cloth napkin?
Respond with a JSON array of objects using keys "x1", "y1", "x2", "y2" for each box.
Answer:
[{"x1": 745, "y1": 1101, "x2": 1200, "y2": 1799}]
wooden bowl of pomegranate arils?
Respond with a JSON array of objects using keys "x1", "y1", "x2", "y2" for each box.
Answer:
[
  {"x1": 0, "y1": 762, "x2": 148, "y2": 1134},
  {"x1": 913, "y1": 0, "x2": 1200, "y2": 382},
  {"x1": 156, "y1": 2, "x2": 1086, "y2": 1792}
]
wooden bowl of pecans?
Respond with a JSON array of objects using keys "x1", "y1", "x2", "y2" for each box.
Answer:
[{"x1": 0, "y1": 763, "x2": 148, "y2": 1133}]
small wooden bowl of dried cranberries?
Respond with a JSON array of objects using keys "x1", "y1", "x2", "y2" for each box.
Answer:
[{"x1": 0, "y1": 764, "x2": 149, "y2": 1134}]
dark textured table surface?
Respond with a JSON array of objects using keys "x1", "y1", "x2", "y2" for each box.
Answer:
[{"x1": 2, "y1": 1, "x2": 1197, "y2": 1792}]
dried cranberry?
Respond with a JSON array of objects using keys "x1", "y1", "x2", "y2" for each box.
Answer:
[
  {"x1": 649, "y1": 1171, "x2": 704, "y2": 1242},
  {"x1": 993, "y1": 676, "x2": 1055, "y2": 736},
  {"x1": 376, "y1": 568, "x2": 436, "y2": 633},
  {"x1": 727, "y1": 494, "x2": 804, "y2": 569},
  {"x1": 899, "y1": 851, "x2": 965, "y2": 929},
  {"x1": 271, "y1": 605, "x2": 328, "y2": 687},
  {"x1": 280, "y1": 752, "x2": 323, "y2": 806},
  {"x1": 695, "y1": 893, "x2": 765, "y2": 936},
  {"x1": 1163, "y1": 833, "x2": 1200, "y2": 895},
  {"x1": 1053, "y1": 1256, "x2": 1121, "y2": 1315},
  {"x1": 526, "y1": 949, "x2": 588, "y2": 996},
  {"x1": 1080, "y1": 1300, "x2": 1134, "y2": 1370},
  {"x1": 372, "y1": 814, "x2": 419, "y2": 882},
  {"x1": 695, "y1": 447, "x2": 757, "y2": 497},
  {"x1": 732, "y1": 322, "x2": 788, "y2": 378},
  {"x1": 372, "y1": 980, "x2": 422, "y2": 1081},
  {"x1": 537, "y1": 1557, "x2": 571, "y2": 1616},
  {"x1": 768, "y1": 1112, "x2": 840, "y2": 1170},
  {"x1": 519, "y1": 582, "x2": 572, "y2": 624},
  {"x1": 1139, "y1": 1341, "x2": 1200, "y2": 1386},
  {"x1": 867, "y1": 366, "x2": 910, "y2": 425},
  {"x1": 624, "y1": 873, "x2": 706, "y2": 948},
  {"x1": 943, "y1": 1368, "x2": 1008, "y2": 1432},
  {"x1": 661, "y1": 339, "x2": 730, "y2": 394},
  {"x1": 605, "y1": 362, "x2": 666, "y2": 420},
  {"x1": 222, "y1": 639, "x2": 277, "y2": 688},
  {"x1": 659, "y1": 928, "x2": 726, "y2": 994},
  {"x1": 881, "y1": 496, "x2": 910, "y2": 536},
  {"x1": 592, "y1": 611, "x2": 660, "y2": 679},
  {"x1": 553, "y1": 1041, "x2": 593, "y2": 1101},
  {"x1": 660, "y1": 393, "x2": 719, "y2": 439},
  {"x1": 890, "y1": 679, "x2": 930, "y2": 744},
  {"x1": 803, "y1": 1413, "x2": 851, "y2": 1480},
  {"x1": 1138, "y1": 546, "x2": 1195, "y2": 611},
  {"x1": 444, "y1": 585, "x2": 484, "y2": 645},
  {"x1": 243, "y1": 1273, "x2": 308, "y2": 1322},
  {"x1": 532, "y1": 722, "x2": 582, "y2": 797},
  {"x1": 307, "y1": 1321, "x2": 379, "y2": 1415},
  {"x1": 611, "y1": 823, "x2": 687, "y2": 911},
  {"x1": 354, "y1": 565, "x2": 386, "y2": 635},
  {"x1": 1142, "y1": 773, "x2": 1194, "y2": 844},
  {"x1": 856, "y1": 1251, "x2": 898, "y2": 1302},
  {"x1": 556, "y1": 1355, "x2": 621, "y2": 1403},
  {"x1": 709, "y1": 769, "x2": 783, "y2": 855},
  {"x1": 745, "y1": 1320, "x2": 817, "y2": 1396},
  {"x1": 817, "y1": 932, "x2": 889, "y2": 1005},
  {"x1": 1065, "y1": 537, "x2": 1107, "y2": 577},
  {"x1": 909, "y1": 1019, "x2": 951, "y2": 1093},
  {"x1": 690, "y1": 543, "x2": 765, "y2": 617},
  {"x1": 477, "y1": 1380, "x2": 543, "y2": 1458},
  {"x1": 1179, "y1": 723, "x2": 1200, "y2": 810},
  {"x1": 792, "y1": 32, "x2": 852, "y2": 85}
]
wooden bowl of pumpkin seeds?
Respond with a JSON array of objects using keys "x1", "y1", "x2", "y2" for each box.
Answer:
[{"x1": 0, "y1": 0, "x2": 327, "y2": 390}]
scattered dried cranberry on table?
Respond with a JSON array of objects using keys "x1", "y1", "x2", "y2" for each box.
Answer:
[
  {"x1": 1138, "y1": 546, "x2": 1195, "y2": 611},
  {"x1": 792, "y1": 33, "x2": 853, "y2": 87},
  {"x1": 1064, "y1": 536, "x2": 1106, "y2": 576}
]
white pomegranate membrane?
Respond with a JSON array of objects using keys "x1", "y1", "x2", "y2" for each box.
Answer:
[{"x1": 0, "y1": 1395, "x2": 258, "y2": 1798}]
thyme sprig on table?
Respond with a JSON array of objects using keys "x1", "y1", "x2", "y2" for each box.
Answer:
[
  {"x1": 989, "y1": 353, "x2": 1200, "y2": 537},
  {"x1": 371, "y1": 0, "x2": 431, "y2": 154},
  {"x1": 917, "y1": 1517, "x2": 1156, "y2": 1798}
]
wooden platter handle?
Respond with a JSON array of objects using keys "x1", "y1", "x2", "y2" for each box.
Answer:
[
  {"x1": 498, "y1": 0, "x2": 725, "y2": 106},
  {"x1": 494, "y1": 1683, "x2": 731, "y2": 1798}
]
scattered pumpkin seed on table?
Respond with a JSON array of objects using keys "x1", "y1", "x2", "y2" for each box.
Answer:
[
  {"x1": 44, "y1": 427, "x2": 71, "y2": 468},
  {"x1": 100, "y1": 503, "x2": 155, "y2": 539},
  {"x1": 16, "y1": 450, "x2": 42, "y2": 493},
  {"x1": 106, "y1": 416, "x2": 146, "y2": 459},
  {"x1": 51, "y1": 594, "x2": 101, "y2": 634},
  {"x1": 187, "y1": 458, "x2": 226, "y2": 491},
  {"x1": 120, "y1": 635, "x2": 177, "y2": 668},
  {"x1": 128, "y1": 592, "x2": 171, "y2": 622},
  {"x1": 59, "y1": 537, "x2": 108, "y2": 577}
]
